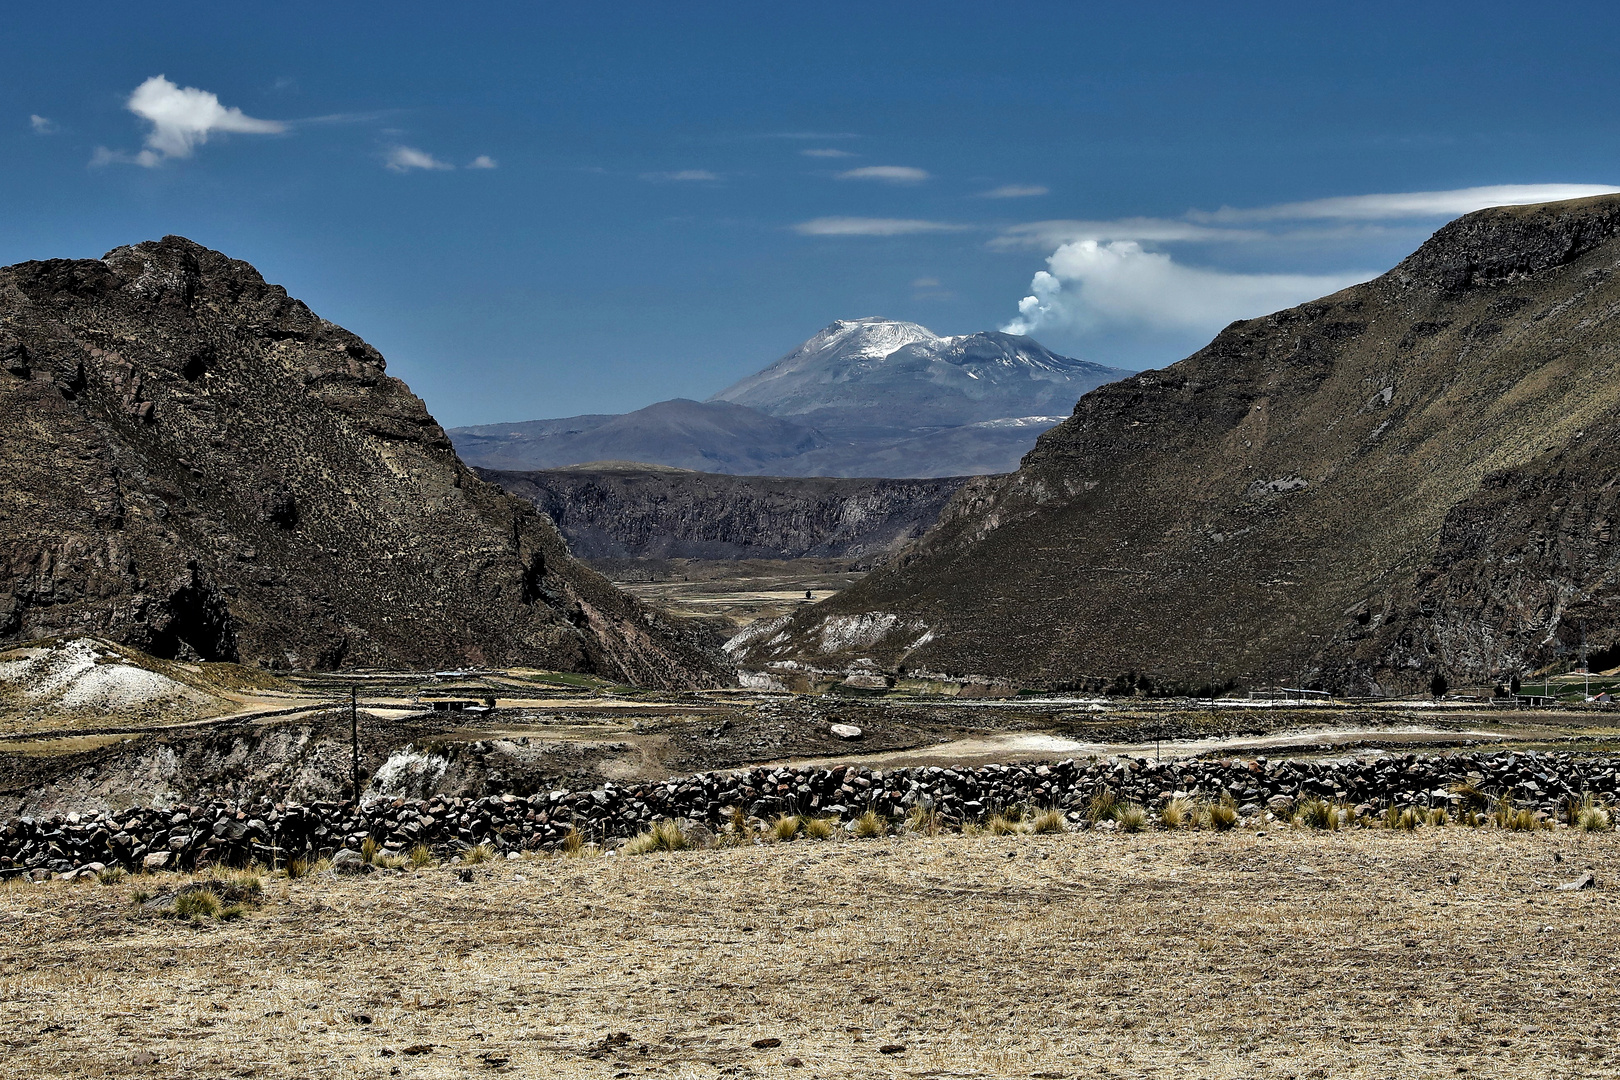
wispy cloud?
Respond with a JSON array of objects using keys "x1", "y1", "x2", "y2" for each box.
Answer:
[
  {"x1": 1191, "y1": 184, "x2": 1620, "y2": 223},
  {"x1": 770, "y1": 131, "x2": 859, "y2": 140},
  {"x1": 468, "y1": 155, "x2": 498, "y2": 169},
  {"x1": 385, "y1": 145, "x2": 454, "y2": 172},
  {"x1": 912, "y1": 277, "x2": 941, "y2": 288},
  {"x1": 980, "y1": 184, "x2": 1048, "y2": 199},
  {"x1": 99, "y1": 75, "x2": 285, "y2": 167},
  {"x1": 641, "y1": 169, "x2": 720, "y2": 182},
  {"x1": 802, "y1": 148, "x2": 856, "y2": 158},
  {"x1": 29, "y1": 114, "x2": 56, "y2": 135},
  {"x1": 837, "y1": 165, "x2": 929, "y2": 184},
  {"x1": 794, "y1": 217, "x2": 967, "y2": 236},
  {"x1": 992, "y1": 218, "x2": 1264, "y2": 250}
]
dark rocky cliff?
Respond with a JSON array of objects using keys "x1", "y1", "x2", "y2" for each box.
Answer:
[
  {"x1": 734, "y1": 195, "x2": 1620, "y2": 694},
  {"x1": 482, "y1": 465, "x2": 967, "y2": 560},
  {"x1": 0, "y1": 237, "x2": 727, "y2": 686}
]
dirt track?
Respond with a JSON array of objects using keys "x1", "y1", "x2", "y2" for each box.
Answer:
[{"x1": 3, "y1": 827, "x2": 1616, "y2": 1078}]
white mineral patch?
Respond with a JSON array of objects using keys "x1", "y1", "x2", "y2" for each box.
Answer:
[
  {"x1": 0, "y1": 637, "x2": 215, "y2": 714},
  {"x1": 815, "y1": 612, "x2": 905, "y2": 653},
  {"x1": 368, "y1": 748, "x2": 449, "y2": 800}
]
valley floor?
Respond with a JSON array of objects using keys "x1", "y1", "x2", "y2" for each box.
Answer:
[{"x1": 3, "y1": 828, "x2": 1616, "y2": 1078}]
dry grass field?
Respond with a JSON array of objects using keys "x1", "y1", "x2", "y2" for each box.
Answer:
[{"x1": 2, "y1": 828, "x2": 1617, "y2": 1079}]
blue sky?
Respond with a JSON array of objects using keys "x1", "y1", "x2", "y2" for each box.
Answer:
[{"x1": 6, "y1": 2, "x2": 1620, "y2": 426}]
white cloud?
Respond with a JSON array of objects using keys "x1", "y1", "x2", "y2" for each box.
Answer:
[
  {"x1": 121, "y1": 75, "x2": 284, "y2": 166},
  {"x1": 836, "y1": 165, "x2": 929, "y2": 184},
  {"x1": 992, "y1": 217, "x2": 1259, "y2": 250},
  {"x1": 1003, "y1": 239, "x2": 1372, "y2": 337},
  {"x1": 29, "y1": 114, "x2": 56, "y2": 134},
  {"x1": 1192, "y1": 184, "x2": 1620, "y2": 223},
  {"x1": 802, "y1": 148, "x2": 856, "y2": 158},
  {"x1": 641, "y1": 169, "x2": 719, "y2": 182},
  {"x1": 980, "y1": 184, "x2": 1048, "y2": 199},
  {"x1": 793, "y1": 217, "x2": 967, "y2": 236},
  {"x1": 468, "y1": 155, "x2": 498, "y2": 169},
  {"x1": 912, "y1": 277, "x2": 941, "y2": 288},
  {"x1": 385, "y1": 145, "x2": 454, "y2": 172}
]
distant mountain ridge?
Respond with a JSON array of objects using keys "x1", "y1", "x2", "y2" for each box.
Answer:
[{"x1": 450, "y1": 318, "x2": 1130, "y2": 477}]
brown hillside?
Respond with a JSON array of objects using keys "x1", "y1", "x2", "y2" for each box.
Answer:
[
  {"x1": 734, "y1": 195, "x2": 1620, "y2": 694},
  {"x1": 0, "y1": 237, "x2": 727, "y2": 687}
]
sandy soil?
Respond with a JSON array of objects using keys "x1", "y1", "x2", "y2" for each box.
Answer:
[{"x1": 3, "y1": 828, "x2": 1616, "y2": 1079}]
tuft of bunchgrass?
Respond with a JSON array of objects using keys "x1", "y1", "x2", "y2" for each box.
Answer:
[
  {"x1": 408, "y1": 844, "x2": 434, "y2": 869},
  {"x1": 625, "y1": 819, "x2": 692, "y2": 855},
  {"x1": 770, "y1": 815, "x2": 804, "y2": 842},
  {"x1": 360, "y1": 837, "x2": 381, "y2": 865},
  {"x1": 173, "y1": 889, "x2": 222, "y2": 921},
  {"x1": 1087, "y1": 788, "x2": 1119, "y2": 824},
  {"x1": 1199, "y1": 794, "x2": 1239, "y2": 831},
  {"x1": 562, "y1": 826, "x2": 587, "y2": 855},
  {"x1": 903, "y1": 806, "x2": 943, "y2": 836},
  {"x1": 1293, "y1": 797, "x2": 1336, "y2": 831},
  {"x1": 96, "y1": 866, "x2": 128, "y2": 886},
  {"x1": 1449, "y1": 778, "x2": 1490, "y2": 811},
  {"x1": 1160, "y1": 797, "x2": 1192, "y2": 829},
  {"x1": 1424, "y1": 807, "x2": 1449, "y2": 827},
  {"x1": 1579, "y1": 804, "x2": 1613, "y2": 832},
  {"x1": 804, "y1": 816, "x2": 838, "y2": 841},
  {"x1": 1029, "y1": 808, "x2": 1067, "y2": 835},
  {"x1": 464, "y1": 842, "x2": 496, "y2": 864},
  {"x1": 986, "y1": 812, "x2": 1024, "y2": 836},
  {"x1": 1115, "y1": 804, "x2": 1148, "y2": 833},
  {"x1": 852, "y1": 809, "x2": 888, "y2": 839}
]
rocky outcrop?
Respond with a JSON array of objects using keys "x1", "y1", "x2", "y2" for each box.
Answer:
[
  {"x1": 482, "y1": 465, "x2": 968, "y2": 560},
  {"x1": 3, "y1": 747, "x2": 1612, "y2": 876},
  {"x1": 736, "y1": 195, "x2": 1620, "y2": 693},
  {"x1": 0, "y1": 237, "x2": 727, "y2": 686}
]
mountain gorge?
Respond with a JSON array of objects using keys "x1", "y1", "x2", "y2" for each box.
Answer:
[
  {"x1": 0, "y1": 237, "x2": 726, "y2": 686},
  {"x1": 451, "y1": 318, "x2": 1130, "y2": 477},
  {"x1": 733, "y1": 195, "x2": 1620, "y2": 695}
]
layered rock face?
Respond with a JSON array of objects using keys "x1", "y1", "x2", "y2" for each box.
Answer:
[
  {"x1": 0, "y1": 237, "x2": 726, "y2": 686},
  {"x1": 737, "y1": 196, "x2": 1620, "y2": 693},
  {"x1": 483, "y1": 465, "x2": 967, "y2": 560}
]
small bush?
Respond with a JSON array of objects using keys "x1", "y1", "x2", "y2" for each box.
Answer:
[
  {"x1": 1115, "y1": 804, "x2": 1147, "y2": 833},
  {"x1": 173, "y1": 889, "x2": 222, "y2": 920},
  {"x1": 360, "y1": 837, "x2": 381, "y2": 865},
  {"x1": 96, "y1": 866, "x2": 128, "y2": 886},
  {"x1": 804, "y1": 816, "x2": 838, "y2": 840},
  {"x1": 1160, "y1": 797, "x2": 1192, "y2": 829},
  {"x1": 1029, "y1": 808, "x2": 1067, "y2": 835},
  {"x1": 770, "y1": 815, "x2": 804, "y2": 842},
  {"x1": 852, "y1": 809, "x2": 888, "y2": 838},
  {"x1": 408, "y1": 845, "x2": 434, "y2": 869},
  {"x1": 464, "y1": 843, "x2": 496, "y2": 864}
]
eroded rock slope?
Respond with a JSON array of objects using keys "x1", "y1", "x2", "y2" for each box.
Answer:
[
  {"x1": 0, "y1": 237, "x2": 726, "y2": 686},
  {"x1": 736, "y1": 195, "x2": 1620, "y2": 694}
]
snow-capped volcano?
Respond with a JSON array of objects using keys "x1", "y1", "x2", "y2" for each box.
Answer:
[{"x1": 709, "y1": 316, "x2": 1123, "y2": 429}]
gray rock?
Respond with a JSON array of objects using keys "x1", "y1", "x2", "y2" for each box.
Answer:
[
  {"x1": 1557, "y1": 872, "x2": 1596, "y2": 891},
  {"x1": 142, "y1": 851, "x2": 172, "y2": 871},
  {"x1": 830, "y1": 724, "x2": 864, "y2": 740},
  {"x1": 331, "y1": 848, "x2": 366, "y2": 874}
]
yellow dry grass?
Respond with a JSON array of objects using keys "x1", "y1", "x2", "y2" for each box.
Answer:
[{"x1": 1, "y1": 829, "x2": 1617, "y2": 1078}]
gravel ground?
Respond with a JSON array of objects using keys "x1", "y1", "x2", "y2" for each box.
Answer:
[{"x1": 2, "y1": 828, "x2": 1617, "y2": 1079}]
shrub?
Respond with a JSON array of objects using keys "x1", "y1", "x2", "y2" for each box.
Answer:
[
  {"x1": 1029, "y1": 808, "x2": 1067, "y2": 835},
  {"x1": 464, "y1": 843, "x2": 496, "y2": 864},
  {"x1": 408, "y1": 845, "x2": 434, "y2": 869},
  {"x1": 1115, "y1": 804, "x2": 1147, "y2": 833},
  {"x1": 852, "y1": 809, "x2": 888, "y2": 838},
  {"x1": 804, "y1": 816, "x2": 838, "y2": 841},
  {"x1": 1160, "y1": 797, "x2": 1192, "y2": 829},
  {"x1": 770, "y1": 815, "x2": 804, "y2": 842}
]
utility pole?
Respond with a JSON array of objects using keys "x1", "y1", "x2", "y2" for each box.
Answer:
[{"x1": 349, "y1": 683, "x2": 361, "y2": 804}]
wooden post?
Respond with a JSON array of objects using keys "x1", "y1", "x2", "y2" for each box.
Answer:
[{"x1": 349, "y1": 683, "x2": 361, "y2": 803}]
